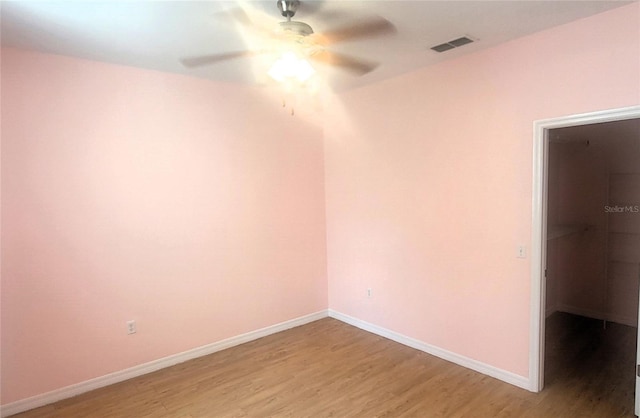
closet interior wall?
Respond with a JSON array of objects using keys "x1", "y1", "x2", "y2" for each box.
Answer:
[{"x1": 546, "y1": 119, "x2": 640, "y2": 326}]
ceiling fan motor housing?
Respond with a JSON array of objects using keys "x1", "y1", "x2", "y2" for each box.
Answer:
[{"x1": 277, "y1": 0, "x2": 300, "y2": 19}]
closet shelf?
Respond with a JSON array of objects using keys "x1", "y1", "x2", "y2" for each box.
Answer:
[
  {"x1": 608, "y1": 259, "x2": 640, "y2": 265},
  {"x1": 548, "y1": 224, "x2": 590, "y2": 240}
]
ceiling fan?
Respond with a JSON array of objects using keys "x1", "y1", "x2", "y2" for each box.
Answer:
[{"x1": 180, "y1": 0, "x2": 396, "y2": 80}]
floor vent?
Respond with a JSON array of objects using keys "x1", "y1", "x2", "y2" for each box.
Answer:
[{"x1": 431, "y1": 36, "x2": 475, "y2": 53}]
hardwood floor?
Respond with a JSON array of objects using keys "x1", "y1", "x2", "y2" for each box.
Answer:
[
  {"x1": 543, "y1": 312, "x2": 636, "y2": 417},
  {"x1": 9, "y1": 314, "x2": 637, "y2": 417}
]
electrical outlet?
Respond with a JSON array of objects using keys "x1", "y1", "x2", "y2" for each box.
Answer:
[
  {"x1": 127, "y1": 320, "x2": 137, "y2": 335},
  {"x1": 367, "y1": 288, "x2": 372, "y2": 298}
]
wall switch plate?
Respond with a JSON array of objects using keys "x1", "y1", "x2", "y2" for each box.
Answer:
[
  {"x1": 517, "y1": 245, "x2": 527, "y2": 259},
  {"x1": 127, "y1": 320, "x2": 137, "y2": 335}
]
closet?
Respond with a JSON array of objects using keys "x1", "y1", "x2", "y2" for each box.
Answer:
[
  {"x1": 546, "y1": 118, "x2": 640, "y2": 325},
  {"x1": 607, "y1": 172, "x2": 640, "y2": 324},
  {"x1": 544, "y1": 118, "x2": 640, "y2": 412}
]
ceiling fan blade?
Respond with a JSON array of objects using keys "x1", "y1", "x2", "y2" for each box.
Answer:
[
  {"x1": 321, "y1": 16, "x2": 396, "y2": 44},
  {"x1": 297, "y1": 0, "x2": 330, "y2": 16},
  {"x1": 310, "y1": 51, "x2": 379, "y2": 76},
  {"x1": 180, "y1": 51, "x2": 262, "y2": 68},
  {"x1": 223, "y1": 7, "x2": 254, "y2": 27}
]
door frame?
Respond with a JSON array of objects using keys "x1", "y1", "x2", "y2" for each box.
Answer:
[{"x1": 529, "y1": 105, "x2": 640, "y2": 392}]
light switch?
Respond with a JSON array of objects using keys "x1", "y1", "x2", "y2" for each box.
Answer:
[{"x1": 517, "y1": 245, "x2": 527, "y2": 259}]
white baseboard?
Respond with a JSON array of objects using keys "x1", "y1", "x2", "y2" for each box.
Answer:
[
  {"x1": 3, "y1": 309, "x2": 533, "y2": 417},
  {"x1": 555, "y1": 304, "x2": 637, "y2": 327},
  {"x1": 328, "y1": 309, "x2": 531, "y2": 391},
  {"x1": 556, "y1": 304, "x2": 606, "y2": 321},
  {"x1": 0, "y1": 310, "x2": 328, "y2": 418},
  {"x1": 545, "y1": 304, "x2": 558, "y2": 318}
]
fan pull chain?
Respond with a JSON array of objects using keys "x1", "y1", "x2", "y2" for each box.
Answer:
[{"x1": 281, "y1": 98, "x2": 295, "y2": 116}]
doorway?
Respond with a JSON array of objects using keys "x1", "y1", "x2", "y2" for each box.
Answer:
[
  {"x1": 530, "y1": 106, "x2": 640, "y2": 398},
  {"x1": 544, "y1": 118, "x2": 640, "y2": 415}
]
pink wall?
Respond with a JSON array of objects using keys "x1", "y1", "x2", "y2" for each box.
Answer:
[
  {"x1": 1, "y1": 48, "x2": 327, "y2": 404},
  {"x1": 324, "y1": 3, "x2": 639, "y2": 378},
  {"x1": 2, "y1": 1, "x2": 639, "y2": 408}
]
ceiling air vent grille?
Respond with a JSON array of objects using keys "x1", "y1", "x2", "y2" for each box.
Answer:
[{"x1": 431, "y1": 36, "x2": 475, "y2": 53}]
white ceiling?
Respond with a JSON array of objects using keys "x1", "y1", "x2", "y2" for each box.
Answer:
[{"x1": 1, "y1": 0, "x2": 634, "y2": 92}]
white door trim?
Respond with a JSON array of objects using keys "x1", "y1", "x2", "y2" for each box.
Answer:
[{"x1": 530, "y1": 105, "x2": 640, "y2": 392}]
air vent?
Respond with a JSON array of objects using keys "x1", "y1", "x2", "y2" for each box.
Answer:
[{"x1": 431, "y1": 36, "x2": 475, "y2": 53}]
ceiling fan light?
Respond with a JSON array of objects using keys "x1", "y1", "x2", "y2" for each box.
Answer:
[{"x1": 268, "y1": 51, "x2": 316, "y2": 83}]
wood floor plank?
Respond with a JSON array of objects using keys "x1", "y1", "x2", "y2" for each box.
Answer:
[{"x1": 8, "y1": 314, "x2": 636, "y2": 417}]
